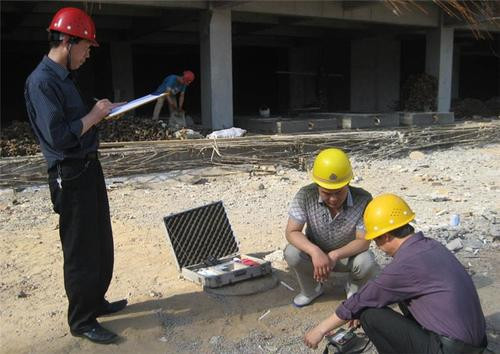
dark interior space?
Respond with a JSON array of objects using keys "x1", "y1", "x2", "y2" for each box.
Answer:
[
  {"x1": 460, "y1": 55, "x2": 499, "y2": 99},
  {"x1": 2, "y1": 1, "x2": 499, "y2": 131},
  {"x1": 232, "y1": 46, "x2": 287, "y2": 116},
  {"x1": 75, "y1": 44, "x2": 114, "y2": 109},
  {"x1": 324, "y1": 39, "x2": 351, "y2": 112},
  {"x1": 400, "y1": 37, "x2": 426, "y2": 89},
  {"x1": 459, "y1": 35, "x2": 499, "y2": 100},
  {"x1": 131, "y1": 44, "x2": 201, "y2": 121},
  {"x1": 1, "y1": 40, "x2": 114, "y2": 126},
  {"x1": 1, "y1": 41, "x2": 47, "y2": 125}
]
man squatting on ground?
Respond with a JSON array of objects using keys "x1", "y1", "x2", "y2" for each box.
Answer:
[
  {"x1": 285, "y1": 148, "x2": 380, "y2": 307},
  {"x1": 24, "y1": 7, "x2": 127, "y2": 344},
  {"x1": 304, "y1": 194, "x2": 488, "y2": 354},
  {"x1": 152, "y1": 70, "x2": 195, "y2": 120}
]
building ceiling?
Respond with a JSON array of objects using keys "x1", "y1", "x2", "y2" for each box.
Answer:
[{"x1": 1, "y1": 1, "x2": 496, "y2": 46}]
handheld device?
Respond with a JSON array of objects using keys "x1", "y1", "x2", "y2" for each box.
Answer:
[
  {"x1": 326, "y1": 328, "x2": 358, "y2": 353},
  {"x1": 323, "y1": 327, "x2": 371, "y2": 354}
]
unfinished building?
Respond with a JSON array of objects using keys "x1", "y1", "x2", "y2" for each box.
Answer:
[{"x1": 1, "y1": 1, "x2": 499, "y2": 131}]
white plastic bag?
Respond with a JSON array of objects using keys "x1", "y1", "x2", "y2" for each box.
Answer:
[{"x1": 206, "y1": 127, "x2": 247, "y2": 139}]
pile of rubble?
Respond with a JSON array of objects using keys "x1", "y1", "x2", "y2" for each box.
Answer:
[
  {"x1": 452, "y1": 97, "x2": 500, "y2": 119},
  {"x1": 0, "y1": 121, "x2": 40, "y2": 157},
  {"x1": 0, "y1": 118, "x2": 206, "y2": 157},
  {"x1": 98, "y1": 117, "x2": 186, "y2": 142}
]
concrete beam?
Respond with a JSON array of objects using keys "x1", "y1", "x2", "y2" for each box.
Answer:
[
  {"x1": 209, "y1": 1, "x2": 251, "y2": 9},
  {"x1": 235, "y1": 1, "x2": 439, "y2": 27},
  {"x1": 126, "y1": 12, "x2": 199, "y2": 41},
  {"x1": 342, "y1": 1, "x2": 380, "y2": 10}
]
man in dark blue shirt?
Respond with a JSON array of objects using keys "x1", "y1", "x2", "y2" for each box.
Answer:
[
  {"x1": 304, "y1": 194, "x2": 487, "y2": 354},
  {"x1": 151, "y1": 70, "x2": 195, "y2": 120},
  {"x1": 24, "y1": 7, "x2": 126, "y2": 344}
]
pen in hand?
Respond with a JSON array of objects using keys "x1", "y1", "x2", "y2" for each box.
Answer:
[{"x1": 92, "y1": 97, "x2": 127, "y2": 120}]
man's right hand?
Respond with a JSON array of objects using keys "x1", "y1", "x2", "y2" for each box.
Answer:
[
  {"x1": 311, "y1": 249, "x2": 331, "y2": 282},
  {"x1": 90, "y1": 99, "x2": 125, "y2": 123},
  {"x1": 81, "y1": 99, "x2": 126, "y2": 135}
]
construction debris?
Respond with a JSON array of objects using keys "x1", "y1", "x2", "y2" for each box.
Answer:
[
  {"x1": 446, "y1": 238, "x2": 464, "y2": 252},
  {"x1": 1, "y1": 142, "x2": 499, "y2": 352},
  {"x1": 452, "y1": 98, "x2": 495, "y2": 119},
  {"x1": 409, "y1": 151, "x2": 426, "y2": 160},
  {"x1": 0, "y1": 118, "x2": 206, "y2": 158},
  {"x1": 0, "y1": 121, "x2": 40, "y2": 157},
  {"x1": 206, "y1": 127, "x2": 247, "y2": 139},
  {"x1": 173, "y1": 128, "x2": 204, "y2": 140},
  {"x1": 1, "y1": 120, "x2": 499, "y2": 188}
]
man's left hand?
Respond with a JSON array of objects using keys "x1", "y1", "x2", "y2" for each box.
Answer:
[{"x1": 304, "y1": 325, "x2": 325, "y2": 349}]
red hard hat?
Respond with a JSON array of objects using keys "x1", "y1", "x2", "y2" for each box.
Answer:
[
  {"x1": 48, "y1": 7, "x2": 99, "y2": 46},
  {"x1": 183, "y1": 70, "x2": 195, "y2": 84}
]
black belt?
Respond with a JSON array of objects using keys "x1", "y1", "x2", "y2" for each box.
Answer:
[
  {"x1": 48, "y1": 152, "x2": 98, "y2": 174},
  {"x1": 439, "y1": 335, "x2": 486, "y2": 354},
  {"x1": 58, "y1": 152, "x2": 99, "y2": 163}
]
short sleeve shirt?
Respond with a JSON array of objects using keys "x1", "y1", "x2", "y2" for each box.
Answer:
[
  {"x1": 288, "y1": 184, "x2": 372, "y2": 252},
  {"x1": 152, "y1": 75, "x2": 186, "y2": 95}
]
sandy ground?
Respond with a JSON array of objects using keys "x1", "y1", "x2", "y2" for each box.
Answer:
[{"x1": 1, "y1": 144, "x2": 499, "y2": 353}]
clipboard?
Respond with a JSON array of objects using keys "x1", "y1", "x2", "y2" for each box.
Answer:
[{"x1": 105, "y1": 93, "x2": 167, "y2": 119}]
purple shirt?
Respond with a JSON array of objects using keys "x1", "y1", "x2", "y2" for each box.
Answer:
[{"x1": 336, "y1": 232, "x2": 486, "y2": 346}]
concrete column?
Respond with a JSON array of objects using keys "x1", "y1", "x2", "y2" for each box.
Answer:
[
  {"x1": 288, "y1": 46, "x2": 319, "y2": 111},
  {"x1": 110, "y1": 42, "x2": 135, "y2": 102},
  {"x1": 426, "y1": 25, "x2": 454, "y2": 112},
  {"x1": 351, "y1": 37, "x2": 400, "y2": 112},
  {"x1": 289, "y1": 47, "x2": 302, "y2": 110},
  {"x1": 200, "y1": 8, "x2": 233, "y2": 129},
  {"x1": 497, "y1": 35, "x2": 500, "y2": 96},
  {"x1": 452, "y1": 44, "x2": 460, "y2": 99}
]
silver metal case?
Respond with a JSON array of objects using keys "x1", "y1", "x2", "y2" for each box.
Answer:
[{"x1": 163, "y1": 201, "x2": 272, "y2": 288}]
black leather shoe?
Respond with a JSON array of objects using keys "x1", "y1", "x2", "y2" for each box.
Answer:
[
  {"x1": 97, "y1": 299, "x2": 128, "y2": 316},
  {"x1": 71, "y1": 323, "x2": 118, "y2": 344}
]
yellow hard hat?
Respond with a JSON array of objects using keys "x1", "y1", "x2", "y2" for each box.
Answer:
[
  {"x1": 311, "y1": 148, "x2": 353, "y2": 189},
  {"x1": 364, "y1": 194, "x2": 415, "y2": 240}
]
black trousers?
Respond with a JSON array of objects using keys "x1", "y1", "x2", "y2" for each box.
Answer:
[
  {"x1": 360, "y1": 306, "x2": 442, "y2": 354},
  {"x1": 48, "y1": 158, "x2": 114, "y2": 332},
  {"x1": 360, "y1": 306, "x2": 486, "y2": 354}
]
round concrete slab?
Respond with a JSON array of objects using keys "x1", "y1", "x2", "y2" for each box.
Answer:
[{"x1": 204, "y1": 274, "x2": 279, "y2": 296}]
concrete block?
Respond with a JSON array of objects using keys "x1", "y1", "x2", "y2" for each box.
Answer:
[
  {"x1": 236, "y1": 116, "x2": 338, "y2": 134},
  {"x1": 400, "y1": 112, "x2": 455, "y2": 126},
  {"x1": 274, "y1": 120, "x2": 309, "y2": 134},
  {"x1": 298, "y1": 112, "x2": 338, "y2": 119},
  {"x1": 239, "y1": 118, "x2": 308, "y2": 134},
  {"x1": 338, "y1": 113, "x2": 400, "y2": 129},
  {"x1": 446, "y1": 238, "x2": 463, "y2": 252},
  {"x1": 304, "y1": 118, "x2": 338, "y2": 131},
  {"x1": 297, "y1": 113, "x2": 339, "y2": 131}
]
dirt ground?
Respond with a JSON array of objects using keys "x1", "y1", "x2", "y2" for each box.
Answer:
[{"x1": 0, "y1": 144, "x2": 499, "y2": 353}]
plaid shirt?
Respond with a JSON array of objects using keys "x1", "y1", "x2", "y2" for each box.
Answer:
[{"x1": 289, "y1": 184, "x2": 372, "y2": 252}]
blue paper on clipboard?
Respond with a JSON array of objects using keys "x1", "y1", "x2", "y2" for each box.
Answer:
[{"x1": 107, "y1": 93, "x2": 166, "y2": 118}]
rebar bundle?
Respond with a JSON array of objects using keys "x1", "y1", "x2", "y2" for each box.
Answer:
[{"x1": 1, "y1": 121, "x2": 498, "y2": 188}]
